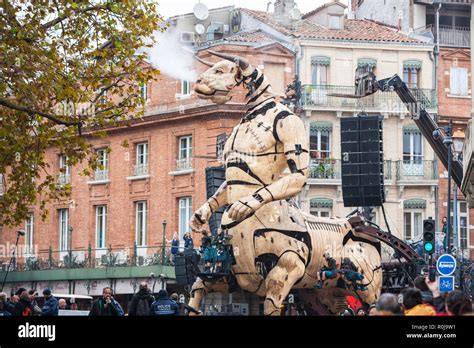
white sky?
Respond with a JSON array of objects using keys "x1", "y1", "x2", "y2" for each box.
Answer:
[{"x1": 156, "y1": 0, "x2": 351, "y2": 19}]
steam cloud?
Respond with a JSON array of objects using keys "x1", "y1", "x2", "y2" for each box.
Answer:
[{"x1": 147, "y1": 28, "x2": 198, "y2": 82}]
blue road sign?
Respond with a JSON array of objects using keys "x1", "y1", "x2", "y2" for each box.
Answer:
[
  {"x1": 439, "y1": 276, "x2": 455, "y2": 293},
  {"x1": 436, "y1": 254, "x2": 457, "y2": 276}
]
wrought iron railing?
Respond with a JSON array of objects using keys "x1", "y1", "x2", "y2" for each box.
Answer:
[
  {"x1": 176, "y1": 158, "x2": 193, "y2": 171},
  {"x1": 302, "y1": 85, "x2": 437, "y2": 111},
  {"x1": 1, "y1": 244, "x2": 182, "y2": 272},
  {"x1": 439, "y1": 25, "x2": 470, "y2": 47},
  {"x1": 309, "y1": 158, "x2": 341, "y2": 179},
  {"x1": 133, "y1": 163, "x2": 149, "y2": 176},
  {"x1": 396, "y1": 160, "x2": 438, "y2": 180},
  {"x1": 58, "y1": 173, "x2": 71, "y2": 185},
  {"x1": 94, "y1": 169, "x2": 108, "y2": 181}
]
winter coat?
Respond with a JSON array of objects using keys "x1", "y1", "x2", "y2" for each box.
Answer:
[
  {"x1": 128, "y1": 289, "x2": 154, "y2": 316},
  {"x1": 89, "y1": 298, "x2": 124, "y2": 316},
  {"x1": 41, "y1": 296, "x2": 59, "y2": 316},
  {"x1": 149, "y1": 295, "x2": 179, "y2": 316}
]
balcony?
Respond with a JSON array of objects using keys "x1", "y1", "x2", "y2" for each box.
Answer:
[
  {"x1": 57, "y1": 173, "x2": 70, "y2": 185},
  {"x1": 87, "y1": 169, "x2": 109, "y2": 185},
  {"x1": 134, "y1": 163, "x2": 149, "y2": 176},
  {"x1": 415, "y1": 0, "x2": 471, "y2": 5},
  {"x1": 302, "y1": 85, "x2": 437, "y2": 113},
  {"x1": 94, "y1": 169, "x2": 108, "y2": 181},
  {"x1": 308, "y1": 159, "x2": 437, "y2": 185},
  {"x1": 0, "y1": 245, "x2": 176, "y2": 284},
  {"x1": 395, "y1": 160, "x2": 438, "y2": 182},
  {"x1": 439, "y1": 25, "x2": 471, "y2": 47}
]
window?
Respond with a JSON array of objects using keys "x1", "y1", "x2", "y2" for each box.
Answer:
[
  {"x1": 178, "y1": 197, "x2": 192, "y2": 240},
  {"x1": 403, "y1": 128, "x2": 423, "y2": 176},
  {"x1": 25, "y1": 213, "x2": 34, "y2": 255},
  {"x1": 135, "y1": 142, "x2": 149, "y2": 176},
  {"x1": 329, "y1": 15, "x2": 341, "y2": 29},
  {"x1": 177, "y1": 135, "x2": 192, "y2": 170},
  {"x1": 403, "y1": 130, "x2": 423, "y2": 163},
  {"x1": 95, "y1": 149, "x2": 108, "y2": 181},
  {"x1": 310, "y1": 124, "x2": 332, "y2": 160},
  {"x1": 135, "y1": 201, "x2": 147, "y2": 247},
  {"x1": 311, "y1": 64, "x2": 328, "y2": 86},
  {"x1": 59, "y1": 209, "x2": 69, "y2": 251},
  {"x1": 309, "y1": 198, "x2": 333, "y2": 218},
  {"x1": 310, "y1": 209, "x2": 332, "y2": 218},
  {"x1": 59, "y1": 155, "x2": 70, "y2": 184},
  {"x1": 139, "y1": 83, "x2": 148, "y2": 103},
  {"x1": 450, "y1": 201, "x2": 469, "y2": 251},
  {"x1": 95, "y1": 206, "x2": 107, "y2": 249},
  {"x1": 181, "y1": 80, "x2": 191, "y2": 96},
  {"x1": 450, "y1": 67, "x2": 468, "y2": 96},
  {"x1": 403, "y1": 67, "x2": 420, "y2": 88},
  {"x1": 404, "y1": 211, "x2": 423, "y2": 240},
  {"x1": 311, "y1": 57, "x2": 329, "y2": 105},
  {"x1": 178, "y1": 197, "x2": 192, "y2": 239}
]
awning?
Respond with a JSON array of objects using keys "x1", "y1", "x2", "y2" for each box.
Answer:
[
  {"x1": 403, "y1": 124, "x2": 420, "y2": 134},
  {"x1": 403, "y1": 60, "x2": 422, "y2": 70},
  {"x1": 310, "y1": 122, "x2": 333, "y2": 134},
  {"x1": 310, "y1": 198, "x2": 333, "y2": 209},
  {"x1": 404, "y1": 199, "x2": 426, "y2": 209},
  {"x1": 357, "y1": 58, "x2": 377, "y2": 68},
  {"x1": 311, "y1": 56, "x2": 331, "y2": 66}
]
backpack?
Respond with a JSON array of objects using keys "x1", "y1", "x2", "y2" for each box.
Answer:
[{"x1": 135, "y1": 297, "x2": 151, "y2": 316}]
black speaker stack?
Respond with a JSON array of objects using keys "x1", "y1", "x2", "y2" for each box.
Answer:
[
  {"x1": 341, "y1": 115, "x2": 385, "y2": 207},
  {"x1": 205, "y1": 166, "x2": 227, "y2": 235}
]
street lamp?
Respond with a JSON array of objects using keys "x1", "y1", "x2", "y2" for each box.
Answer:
[
  {"x1": 162, "y1": 220, "x2": 167, "y2": 265},
  {"x1": 68, "y1": 226, "x2": 73, "y2": 268},
  {"x1": 452, "y1": 128, "x2": 465, "y2": 255},
  {"x1": 1, "y1": 230, "x2": 25, "y2": 292}
]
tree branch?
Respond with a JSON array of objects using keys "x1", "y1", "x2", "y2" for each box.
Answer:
[
  {"x1": 41, "y1": 3, "x2": 113, "y2": 30},
  {"x1": 0, "y1": 97, "x2": 79, "y2": 126}
]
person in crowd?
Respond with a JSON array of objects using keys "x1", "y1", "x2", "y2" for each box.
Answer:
[
  {"x1": 170, "y1": 233, "x2": 180, "y2": 264},
  {"x1": 28, "y1": 289, "x2": 42, "y2": 316},
  {"x1": 70, "y1": 303, "x2": 78, "y2": 311},
  {"x1": 368, "y1": 304, "x2": 377, "y2": 316},
  {"x1": 445, "y1": 290, "x2": 472, "y2": 316},
  {"x1": 89, "y1": 287, "x2": 124, "y2": 316},
  {"x1": 414, "y1": 276, "x2": 433, "y2": 304},
  {"x1": 14, "y1": 288, "x2": 33, "y2": 316},
  {"x1": 58, "y1": 298, "x2": 67, "y2": 310},
  {"x1": 213, "y1": 228, "x2": 230, "y2": 273},
  {"x1": 149, "y1": 289, "x2": 179, "y2": 316},
  {"x1": 314, "y1": 252, "x2": 337, "y2": 289},
  {"x1": 128, "y1": 282, "x2": 154, "y2": 316},
  {"x1": 401, "y1": 287, "x2": 436, "y2": 316},
  {"x1": 183, "y1": 232, "x2": 194, "y2": 252},
  {"x1": 170, "y1": 293, "x2": 201, "y2": 316},
  {"x1": 41, "y1": 288, "x2": 59, "y2": 316},
  {"x1": 0, "y1": 297, "x2": 11, "y2": 316},
  {"x1": 0, "y1": 293, "x2": 14, "y2": 315},
  {"x1": 373, "y1": 293, "x2": 403, "y2": 316},
  {"x1": 6, "y1": 295, "x2": 18, "y2": 315},
  {"x1": 201, "y1": 230, "x2": 214, "y2": 273}
]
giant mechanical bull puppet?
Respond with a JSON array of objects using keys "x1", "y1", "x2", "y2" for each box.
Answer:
[{"x1": 188, "y1": 50, "x2": 382, "y2": 315}]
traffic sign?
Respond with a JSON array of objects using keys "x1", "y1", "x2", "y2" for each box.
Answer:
[
  {"x1": 438, "y1": 276, "x2": 455, "y2": 293},
  {"x1": 436, "y1": 254, "x2": 457, "y2": 276}
]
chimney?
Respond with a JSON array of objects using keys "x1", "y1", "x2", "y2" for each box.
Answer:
[
  {"x1": 351, "y1": 0, "x2": 359, "y2": 12},
  {"x1": 273, "y1": 0, "x2": 296, "y2": 19}
]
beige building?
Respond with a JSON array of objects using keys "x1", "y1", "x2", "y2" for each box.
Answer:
[{"x1": 292, "y1": 2, "x2": 437, "y2": 253}]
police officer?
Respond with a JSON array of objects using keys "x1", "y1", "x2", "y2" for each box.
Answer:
[{"x1": 149, "y1": 290, "x2": 179, "y2": 316}]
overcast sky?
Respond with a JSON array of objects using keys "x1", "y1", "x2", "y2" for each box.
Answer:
[{"x1": 156, "y1": 0, "x2": 351, "y2": 19}]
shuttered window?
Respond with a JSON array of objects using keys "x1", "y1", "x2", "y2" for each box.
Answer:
[{"x1": 450, "y1": 67, "x2": 468, "y2": 96}]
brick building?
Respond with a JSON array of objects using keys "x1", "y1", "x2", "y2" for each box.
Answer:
[{"x1": 354, "y1": 0, "x2": 473, "y2": 259}]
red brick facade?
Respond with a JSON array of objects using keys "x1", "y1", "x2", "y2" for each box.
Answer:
[
  {"x1": 437, "y1": 47, "x2": 474, "y2": 259},
  {"x1": 0, "y1": 43, "x2": 295, "y2": 263}
]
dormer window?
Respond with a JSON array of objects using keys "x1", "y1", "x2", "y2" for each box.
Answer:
[{"x1": 329, "y1": 15, "x2": 341, "y2": 29}]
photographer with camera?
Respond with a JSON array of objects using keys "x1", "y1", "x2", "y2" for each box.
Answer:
[{"x1": 89, "y1": 287, "x2": 124, "y2": 316}]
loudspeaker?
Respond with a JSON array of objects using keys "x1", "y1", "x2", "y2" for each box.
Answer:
[
  {"x1": 205, "y1": 166, "x2": 227, "y2": 235},
  {"x1": 174, "y1": 254, "x2": 197, "y2": 285},
  {"x1": 341, "y1": 115, "x2": 384, "y2": 207}
]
